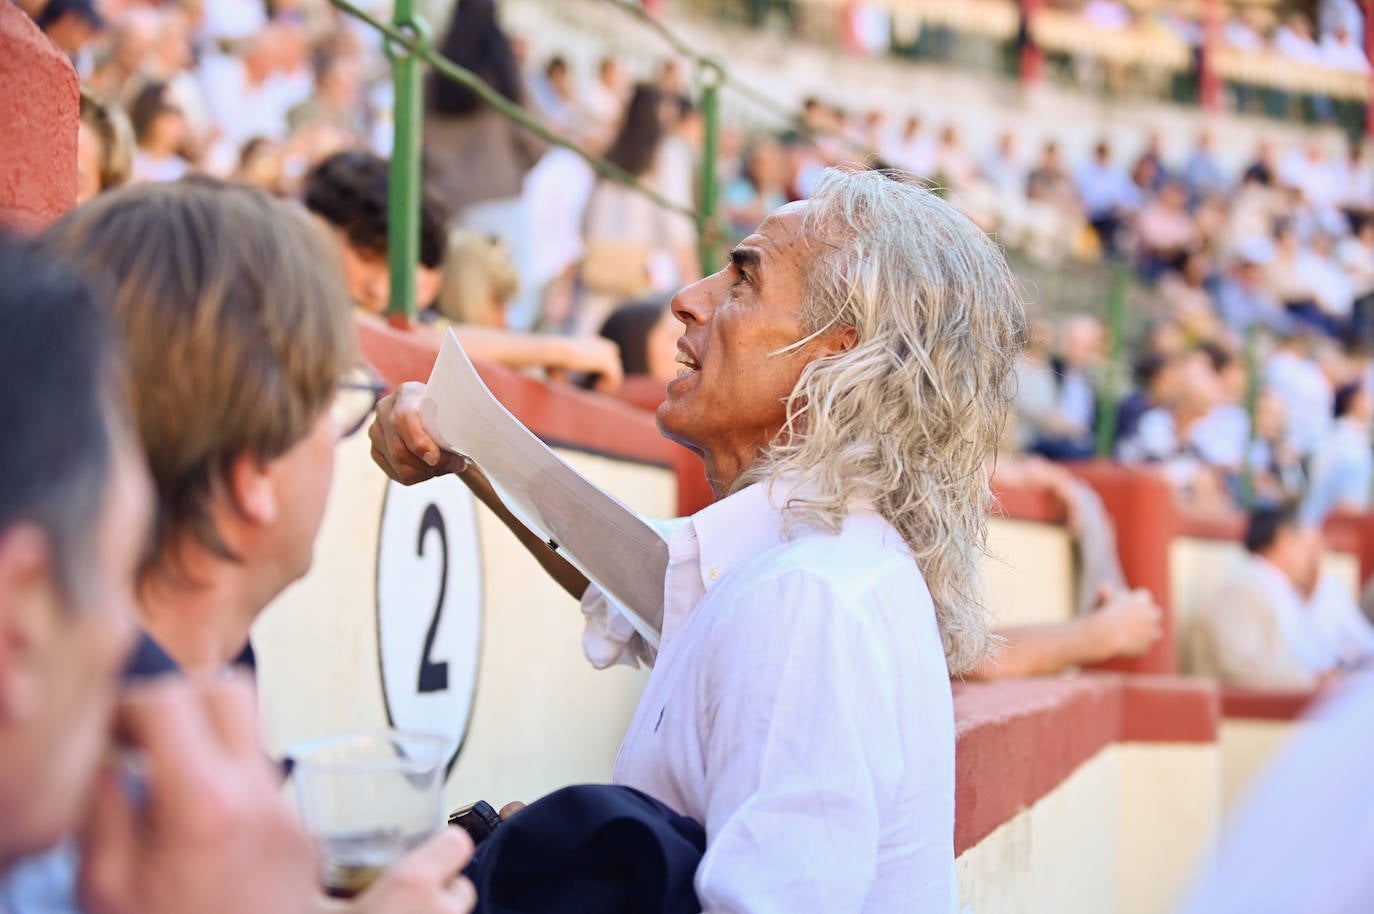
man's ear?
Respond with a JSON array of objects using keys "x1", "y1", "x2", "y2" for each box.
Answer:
[
  {"x1": 0, "y1": 526, "x2": 59, "y2": 724},
  {"x1": 817, "y1": 324, "x2": 859, "y2": 357},
  {"x1": 224, "y1": 453, "x2": 278, "y2": 528}
]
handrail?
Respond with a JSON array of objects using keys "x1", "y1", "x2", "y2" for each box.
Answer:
[
  {"x1": 382, "y1": 0, "x2": 426, "y2": 328},
  {"x1": 326, "y1": 0, "x2": 717, "y2": 321}
]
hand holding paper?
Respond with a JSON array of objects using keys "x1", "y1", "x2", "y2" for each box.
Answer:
[{"x1": 420, "y1": 330, "x2": 668, "y2": 646}]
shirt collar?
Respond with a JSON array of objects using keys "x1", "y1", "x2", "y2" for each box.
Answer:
[{"x1": 683, "y1": 479, "x2": 790, "y2": 596}]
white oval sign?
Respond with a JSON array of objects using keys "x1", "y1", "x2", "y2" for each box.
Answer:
[{"x1": 376, "y1": 477, "x2": 483, "y2": 773}]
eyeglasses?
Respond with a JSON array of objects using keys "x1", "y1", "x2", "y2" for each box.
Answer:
[{"x1": 333, "y1": 363, "x2": 387, "y2": 440}]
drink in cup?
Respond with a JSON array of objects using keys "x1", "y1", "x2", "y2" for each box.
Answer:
[{"x1": 290, "y1": 730, "x2": 451, "y2": 898}]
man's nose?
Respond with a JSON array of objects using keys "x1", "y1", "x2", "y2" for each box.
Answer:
[{"x1": 670, "y1": 273, "x2": 718, "y2": 326}]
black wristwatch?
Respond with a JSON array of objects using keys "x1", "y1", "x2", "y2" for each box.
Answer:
[{"x1": 448, "y1": 800, "x2": 503, "y2": 846}]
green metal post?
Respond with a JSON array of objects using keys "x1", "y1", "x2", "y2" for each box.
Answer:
[
  {"x1": 1094, "y1": 266, "x2": 1129, "y2": 459},
  {"x1": 697, "y1": 58, "x2": 724, "y2": 275},
  {"x1": 385, "y1": 1, "x2": 430, "y2": 327}
]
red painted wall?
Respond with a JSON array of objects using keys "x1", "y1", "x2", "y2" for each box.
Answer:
[{"x1": 0, "y1": 3, "x2": 78, "y2": 232}]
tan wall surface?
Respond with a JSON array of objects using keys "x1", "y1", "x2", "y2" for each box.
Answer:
[
  {"x1": 957, "y1": 742, "x2": 1221, "y2": 914},
  {"x1": 253, "y1": 429, "x2": 673, "y2": 810},
  {"x1": 1170, "y1": 538, "x2": 1246, "y2": 661},
  {"x1": 957, "y1": 748, "x2": 1118, "y2": 914},
  {"x1": 983, "y1": 518, "x2": 1076, "y2": 629},
  {"x1": 1116, "y1": 743, "x2": 1220, "y2": 914},
  {"x1": 1219, "y1": 719, "x2": 1300, "y2": 815}
]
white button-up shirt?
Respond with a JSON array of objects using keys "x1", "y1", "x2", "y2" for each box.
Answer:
[{"x1": 582, "y1": 480, "x2": 956, "y2": 914}]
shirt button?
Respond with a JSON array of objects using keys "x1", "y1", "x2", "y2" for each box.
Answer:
[{"x1": 708, "y1": 568, "x2": 721, "y2": 582}]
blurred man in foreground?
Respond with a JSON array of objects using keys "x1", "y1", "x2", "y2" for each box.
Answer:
[
  {"x1": 30, "y1": 180, "x2": 477, "y2": 914},
  {"x1": 0, "y1": 236, "x2": 316, "y2": 914}
]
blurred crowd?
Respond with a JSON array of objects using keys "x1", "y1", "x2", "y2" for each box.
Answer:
[
  {"x1": 27, "y1": 0, "x2": 1374, "y2": 529},
  {"x1": 1054, "y1": 0, "x2": 1369, "y2": 74},
  {"x1": 982, "y1": 124, "x2": 1374, "y2": 526}
]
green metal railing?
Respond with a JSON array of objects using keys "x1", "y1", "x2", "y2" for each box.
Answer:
[
  {"x1": 329, "y1": 0, "x2": 734, "y2": 323},
  {"x1": 326, "y1": 0, "x2": 887, "y2": 323},
  {"x1": 382, "y1": 0, "x2": 427, "y2": 328},
  {"x1": 1093, "y1": 266, "x2": 1129, "y2": 460}
]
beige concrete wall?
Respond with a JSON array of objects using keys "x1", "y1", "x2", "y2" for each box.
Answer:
[
  {"x1": 1219, "y1": 719, "x2": 1300, "y2": 815},
  {"x1": 957, "y1": 749, "x2": 1118, "y2": 914},
  {"x1": 957, "y1": 742, "x2": 1221, "y2": 914},
  {"x1": 253, "y1": 429, "x2": 674, "y2": 810},
  {"x1": 1116, "y1": 744, "x2": 1220, "y2": 914},
  {"x1": 983, "y1": 518, "x2": 1076, "y2": 629},
  {"x1": 1170, "y1": 538, "x2": 1246, "y2": 662}
]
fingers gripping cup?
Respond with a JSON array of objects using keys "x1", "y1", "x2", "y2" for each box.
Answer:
[{"x1": 290, "y1": 730, "x2": 452, "y2": 898}]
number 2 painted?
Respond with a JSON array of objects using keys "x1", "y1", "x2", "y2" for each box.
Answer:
[
  {"x1": 416, "y1": 504, "x2": 449, "y2": 694},
  {"x1": 377, "y1": 477, "x2": 483, "y2": 770}
]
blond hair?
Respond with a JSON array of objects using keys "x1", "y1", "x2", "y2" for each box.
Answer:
[
  {"x1": 437, "y1": 229, "x2": 521, "y2": 327},
  {"x1": 41, "y1": 179, "x2": 357, "y2": 573},
  {"x1": 739, "y1": 168, "x2": 1026, "y2": 674},
  {"x1": 79, "y1": 86, "x2": 134, "y2": 192}
]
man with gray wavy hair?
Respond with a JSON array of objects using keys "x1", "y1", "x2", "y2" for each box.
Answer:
[{"x1": 371, "y1": 167, "x2": 1027, "y2": 911}]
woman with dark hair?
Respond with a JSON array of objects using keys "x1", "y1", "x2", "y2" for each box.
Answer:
[
  {"x1": 423, "y1": 0, "x2": 544, "y2": 241},
  {"x1": 578, "y1": 82, "x2": 699, "y2": 335},
  {"x1": 128, "y1": 81, "x2": 189, "y2": 184},
  {"x1": 423, "y1": 0, "x2": 544, "y2": 329}
]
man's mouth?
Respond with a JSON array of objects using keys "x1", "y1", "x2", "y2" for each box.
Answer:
[{"x1": 675, "y1": 350, "x2": 701, "y2": 377}]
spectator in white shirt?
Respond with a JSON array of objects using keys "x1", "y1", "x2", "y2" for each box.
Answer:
[
  {"x1": 1304, "y1": 231, "x2": 1357, "y2": 322},
  {"x1": 1224, "y1": 7, "x2": 1269, "y2": 52},
  {"x1": 1307, "y1": 572, "x2": 1374, "y2": 669},
  {"x1": 1335, "y1": 143, "x2": 1374, "y2": 219},
  {"x1": 1321, "y1": 0, "x2": 1365, "y2": 39},
  {"x1": 881, "y1": 115, "x2": 937, "y2": 178},
  {"x1": 1076, "y1": 140, "x2": 1138, "y2": 256},
  {"x1": 979, "y1": 128, "x2": 1026, "y2": 199},
  {"x1": 1182, "y1": 129, "x2": 1231, "y2": 200},
  {"x1": 1119, "y1": 349, "x2": 1224, "y2": 487},
  {"x1": 198, "y1": 0, "x2": 266, "y2": 45},
  {"x1": 370, "y1": 168, "x2": 1028, "y2": 914},
  {"x1": 1082, "y1": 0, "x2": 1132, "y2": 31},
  {"x1": 152, "y1": 7, "x2": 214, "y2": 161},
  {"x1": 197, "y1": 25, "x2": 300, "y2": 171},
  {"x1": 1340, "y1": 221, "x2": 1374, "y2": 338},
  {"x1": 1275, "y1": 12, "x2": 1324, "y2": 64},
  {"x1": 1267, "y1": 332, "x2": 1335, "y2": 459},
  {"x1": 1189, "y1": 504, "x2": 1330, "y2": 688},
  {"x1": 582, "y1": 56, "x2": 627, "y2": 154},
  {"x1": 85, "y1": 7, "x2": 158, "y2": 100},
  {"x1": 1301, "y1": 382, "x2": 1374, "y2": 523},
  {"x1": 1320, "y1": 22, "x2": 1370, "y2": 72},
  {"x1": 1280, "y1": 140, "x2": 1341, "y2": 215},
  {"x1": 1024, "y1": 316, "x2": 1105, "y2": 461}
]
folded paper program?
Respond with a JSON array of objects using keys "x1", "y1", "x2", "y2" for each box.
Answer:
[{"x1": 420, "y1": 330, "x2": 668, "y2": 646}]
